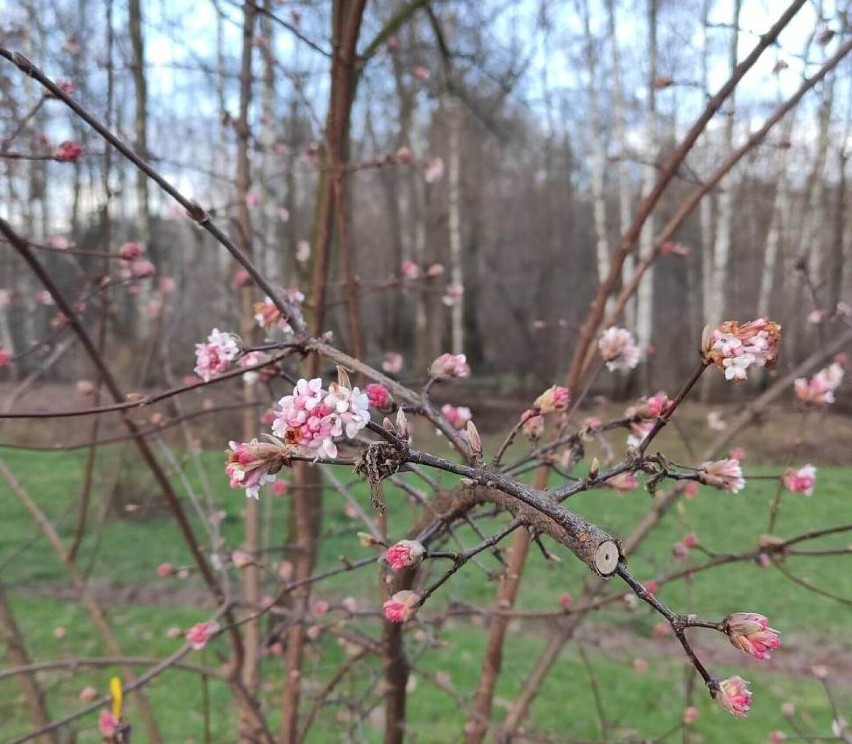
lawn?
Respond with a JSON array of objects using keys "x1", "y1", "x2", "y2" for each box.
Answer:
[{"x1": 0, "y1": 443, "x2": 849, "y2": 742}]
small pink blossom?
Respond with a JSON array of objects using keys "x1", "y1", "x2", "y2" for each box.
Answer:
[
  {"x1": 383, "y1": 590, "x2": 420, "y2": 623},
  {"x1": 429, "y1": 353, "x2": 470, "y2": 380},
  {"x1": 683, "y1": 481, "x2": 699, "y2": 499},
  {"x1": 730, "y1": 447, "x2": 746, "y2": 461},
  {"x1": 559, "y1": 592, "x2": 572, "y2": 610},
  {"x1": 706, "y1": 410, "x2": 727, "y2": 431},
  {"x1": 98, "y1": 710, "x2": 119, "y2": 736},
  {"x1": 385, "y1": 540, "x2": 426, "y2": 570},
  {"x1": 271, "y1": 480, "x2": 289, "y2": 496},
  {"x1": 240, "y1": 351, "x2": 273, "y2": 385},
  {"x1": 53, "y1": 140, "x2": 83, "y2": 162},
  {"x1": 598, "y1": 327, "x2": 641, "y2": 371},
  {"x1": 534, "y1": 385, "x2": 570, "y2": 414},
  {"x1": 770, "y1": 732, "x2": 786, "y2": 743},
  {"x1": 186, "y1": 621, "x2": 220, "y2": 650},
  {"x1": 226, "y1": 438, "x2": 291, "y2": 499},
  {"x1": 424, "y1": 156, "x2": 444, "y2": 183},
  {"x1": 442, "y1": 283, "x2": 464, "y2": 306},
  {"x1": 366, "y1": 383, "x2": 392, "y2": 409},
  {"x1": 626, "y1": 420, "x2": 654, "y2": 449},
  {"x1": 683, "y1": 706, "x2": 699, "y2": 725},
  {"x1": 79, "y1": 686, "x2": 97, "y2": 702},
  {"x1": 57, "y1": 79, "x2": 75, "y2": 95},
  {"x1": 194, "y1": 329, "x2": 241, "y2": 382},
  {"x1": 232, "y1": 268, "x2": 251, "y2": 288},
  {"x1": 130, "y1": 259, "x2": 156, "y2": 278},
  {"x1": 231, "y1": 549, "x2": 253, "y2": 568},
  {"x1": 715, "y1": 675, "x2": 752, "y2": 717},
  {"x1": 411, "y1": 66, "x2": 431, "y2": 81},
  {"x1": 521, "y1": 409, "x2": 544, "y2": 440},
  {"x1": 156, "y1": 563, "x2": 173, "y2": 578},
  {"x1": 53, "y1": 627, "x2": 66, "y2": 639},
  {"x1": 725, "y1": 613, "x2": 781, "y2": 660},
  {"x1": 0, "y1": 347, "x2": 11, "y2": 367},
  {"x1": 605, "y1": 472, "x2": 639, "y2": 492},
  {"x1": 382, "y1": 352, "x2": 404, "y2": 375},
  {"x1": 794, "y1": 363, "x2": 844, "y2": 405},
  {"x1": 426, "y1": 263, "x2": 445, "y2": 277},
  {"x1": 644, "y1": 581, "x2": 659, "y2": 597},
  {"x1": 441, "y1": 403, "x2": 472, "y2": 429},
  {"x1": 118, "y1": 242, "x2": 143, "y2": 261},
  {"x1": 782, "y1": 464, "x2": 816, "y2": 496},
  {"x1": 699, "y1": 458, "x2": 745, "y2": 493},
  {"x1": 682, "y1": 533, "x2": 698, "y2": 549},
  {"x1": 401, "y1": 260, "x2": 420, "y2": 279},
  {"x1": 393, "y1": 146, "x2": 412, "y2": 164}
]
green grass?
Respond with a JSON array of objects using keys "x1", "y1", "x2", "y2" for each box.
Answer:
[{"x1": 0, "y1": 446, "x2": 850, "y2": 741}]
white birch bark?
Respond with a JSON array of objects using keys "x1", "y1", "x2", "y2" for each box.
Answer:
[
  {"x1": 635, "y1": 0, "x2": 658, "y2": 354},
  {"x1": 705, "y1": 0, "x2": 742, "y2": 327},
  {"x1": 578, "y1": 0, "x2": 610, "y2": 286},
  {"x1": 447, "y1": 102, "x2": 465, "y2": 355},
  {"x1": 605, "y1": 0, "x2": 634, "y2": 327}
]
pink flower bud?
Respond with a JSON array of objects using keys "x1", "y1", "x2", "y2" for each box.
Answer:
[
  {"x1": 118, "y1": 242, "x2": 143, "y2": 261},
  {"x1": 782, "y1": 465, "x2": 816, "y2": 496},
  {"x1": 98, "y1": 710, "x2": 119, "y2": 736},
  {"x1": 383, "y1": 590, "x2": 420, "y2": 623},
  {"x1": 770, "y1": 732, "x2": 786, "y2": 743},
  {"x1": 559, "y1": 592, "x2": 572, "y2": 610},
  {"x1": 725, "y1": 612, "x2": 780, "y2": 660},
  {"x1": 366, "y1": 383, "x2": 392, "y2": 409},
  {"x1": 715, "y1": 675, "x2": 752, "y2": 717},
  {"x1": 429, "y1": 353, "x2": 470, "y2": 380},
  {"x1": 186, "y1": 621, "x2": 219, "y2": 651},
  {"x1": 534, "y1": 385, "x2": 570, "y2": 414},
  {"x1": 79, "y1": 685, "x2": 97, "y2": 702},
  {"x1": 231, "y1": 549, "x2": 253, "y2": 568},
  {"x1": 385, "y1": 540, "x2": 425, "y2": 570},
  {"x1": 520, "y1": 409, "x2": 544, "y2": 440},
  {"x1": 156, "y1": 562, "x2": 173, "y2": 577},
  {"x1": 53, "y1": 140, "x2": 83, "y2": 162},
  {"x1": 683, "y1": 706, "x2": 699, "y2": 725},
  {"x1": 682, "y1": 533, "x2": 698, "y2": 549},
  {"x1": 382, "y1": 352, "x2": 404, "y2": 375}
]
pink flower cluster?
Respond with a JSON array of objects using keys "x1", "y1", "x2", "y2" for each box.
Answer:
[
  {"x1": 271, "y1": 377, "x2": 370, "y2": 459},
  {"x1": 703, "y1": 318, "x2": 781, "y2": 381},
  {"x1": 253, "y1": 290, "x2": 304, "y2": 333},
  {"x1": 441, "y1": 403, "x2": 472, "y2": 429},
  {"x1": 429, "y1": 353, "x2": 470, "y2": 380},
  {"x1": 782, "y1": 464, "x2": 816, "y2": 496},
  {"x1": 194, "y1": 329, "x2": 241, "y2": 382},
  {"x1": 385, "y1": 540, "x2": 425, "y2": 570},
  {"x1": 725, "y1": 612, "x2": 781, "y2": 660},
  {"x1": 598, "y1": 327, "x2": 641, "y2": 371},
  {"x1": 672, "y1": 533, "x2": 698, "y2": 560},
  {"x1": 794, "y1": 363, "x2": 843, "y2": 405},
  {"x1": 520, "y1": 409, "x2": 545, "y2": 440},
  {"x1": 698, "y1": 458, "x2": 745, "y2": 493},
  {"x1": 715, "y1": 675, "x2": 752, "y2": 717}
]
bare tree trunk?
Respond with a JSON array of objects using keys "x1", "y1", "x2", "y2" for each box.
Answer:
[
  {"x1": 705, "y1": 0, "x2": 742, "y2": 329},
  {"x1": 605, "y1": 0, "x2": 634, "y2": 327},
  {"x1": 635, "y1": 0, "x2": 658, "y2": 366},
  {"x1": 234, "y1": 4, "x2": 262, "y2": 742},
  {"x1": 578, "y1": 0, "x2": 610, "y2": 287},
  {"x1": 128, "y1": 0, "x2": 151, "y2": 336},
  {"x1": 282, "y1": 4, "x2": 367, "y2": 741},
  {"x1": 447, "y1": 100, "x2": 465, "y2": 354},
  {"x1": 828, "y1": 146, "x2": 847, "y2": 310}
]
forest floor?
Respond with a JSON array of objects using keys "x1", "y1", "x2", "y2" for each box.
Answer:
[{"x1": 1, "y1": 389, "x2": 850, "y2": 742}]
